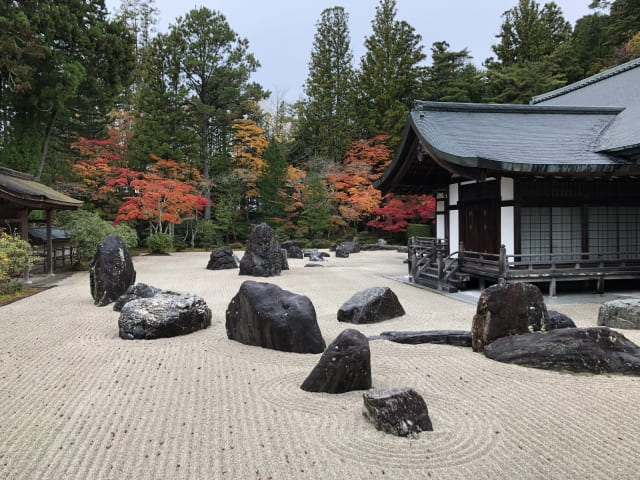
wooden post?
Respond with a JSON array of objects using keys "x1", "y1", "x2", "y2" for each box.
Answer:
[
  {"x1": 437, "y1": 251, "x2": 443, "y2": 291},
  {"x1": 550, "y1": 278, "x2": 557, "y2": 297},
  {"x1": 21, "y1": 208, "x2": 31, "y2": 283},
  {"x1": 46, "y1": 209, "x2": 54, "y2": 276},
  {"x1": 597, "y1": 276, "x2": 605, "y2": 294},
  {"x1": 498, "y1": 244, "x2": 506, "y2": 284}
]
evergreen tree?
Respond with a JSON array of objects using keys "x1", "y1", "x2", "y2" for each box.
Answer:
[
  {"x1": 0, "y1": 1, "x2": 135, "y2": 180},
  {"x1": 258, "y1": 139, "x2": 288, "y2": 223},
  {"x1": 485, "y1": 0, "x2": 578, "y2": 103},
  {"x1": 301, "y1": 169, "x2": 331, "y2": 240},
  {"x1": 356, "y1": 0, "x2": 427, "y2": 149},
  {"x1": 425, "y1": 41, "x2": 485, "y2": 102},
  {"x1": 571, "y1": 13, "x2": 611, "y2": 76},
  {"x1": 296, "y1": 7, "x2": 355, "y2": 164}
]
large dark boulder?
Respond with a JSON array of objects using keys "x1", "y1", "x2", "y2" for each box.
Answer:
[
  {"x1": 484, "y1": 327, "x2": 640, "y2": 375},
  {"x1": 226, "y1": 281, "x2": 326, "y2": 353},
  {"x1": 338, "y1": 287, "x2": 405, "y2": 324},
  {"x1": 207, "y1": 246, "x2": 239, "y2": 270},
  {"x1": 119, "y1": 292, "x2": 212, "y2": 340},
  {"x1": 598, "y1": 298, "x2": 640, "y2": 329},
  {"x1": 89, "y1": 234, "x2": 136, "y2": 307},
  {"x1": 335, "y1": 244, "x2": 350, "y2": 258},
  {"x1": 547, "y1": 310, "x2": 577, "y2": 330},
  {"x1": 281, "y1": 240, "x2": 303, "y2": 259},
  {"x1": 239, "y1": 223, "x2": 282, "y2": 277},
  {"x1": 377, "y1": 330, "x2": 472, "y2": 347},
  {"x1": 113, "y1": 283, "x2": 162, "y2": 312},
  {"x1": 300, "y1": 329, "x2": 371, "y2": 393},
  {"x1": 362, "y1": 387, "x2": 433, "y2": 438},
  {"x1": 471, "y1": 283, "x2": 548, "y2": 352},
  {"x1": 339, "y1": 241, "x2": 360, "y2": 254}
]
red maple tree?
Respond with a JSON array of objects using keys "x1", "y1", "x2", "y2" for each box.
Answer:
[
  {"x1": 367, "y1": 193, "x2": 435, "y2": 232},
  {"x1": 109, "y1": 159, "x2": 208, "y2": 235}
]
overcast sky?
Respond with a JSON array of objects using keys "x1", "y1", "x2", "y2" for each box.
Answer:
[{"x1": 104, "y1": 0, "x2": 594, "y2": 103}]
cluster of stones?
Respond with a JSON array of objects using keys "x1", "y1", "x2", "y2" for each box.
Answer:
[
  {"x1": 89, "y1": 235, "x2": 212, "y2": 340},
  {"x1": 469, "y1": 283, "x2": 640, "y2": 375},
  {"x1": 223, "y1": 272, "x2": 428, "y2": 437}
]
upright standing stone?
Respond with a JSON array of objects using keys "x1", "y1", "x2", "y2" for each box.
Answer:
[
  {"x1": 239, "y1": 223, "x2": 282, "y2": 277},
  {"x1": 300, "y1": 329, "x2": 371, "y2": 393},
  {"x1": 471, "y1": 283, "x2": 547, "y2": 352},
  {"x1": 90, "y1": 234, "x2": 136, "y2": 307}
]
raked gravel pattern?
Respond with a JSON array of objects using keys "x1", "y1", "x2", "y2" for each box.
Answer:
[{"x1": 1, "y1": 250, "x2": 640, "y2": 479}]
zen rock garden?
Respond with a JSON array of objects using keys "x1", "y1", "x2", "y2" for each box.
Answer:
[{"x1": 88, "y1": 226, "x2": 640, "y2": 440}]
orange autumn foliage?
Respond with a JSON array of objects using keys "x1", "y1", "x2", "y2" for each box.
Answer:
[
  {"x1": 109, "y1": 160, "x2": 208, "y2": 234},
  {"x1": 326, "y1": 134, "x2": 392, "y2": 229}
]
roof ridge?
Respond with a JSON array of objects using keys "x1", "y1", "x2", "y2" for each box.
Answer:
[
  {"x1": 531, "y1": 57, "x2": 640, "y2": 104},
  {"x1": 413, "y1": 101, "x2": 623, "y2": 115},
  {"x1": 0, "y1": 166, "x2": 36, "y2": 180}
]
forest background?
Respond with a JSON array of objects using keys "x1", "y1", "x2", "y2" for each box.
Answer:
[{"x1": 1, "y1": 0, "x2": 639, "y2": 255}]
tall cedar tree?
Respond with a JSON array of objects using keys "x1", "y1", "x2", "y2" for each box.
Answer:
[
  {"x1": 0, "y1": 1, "x2": 135, "y2": 180},
  {"x1": 301, "y1": 169, "x2": 331, "y2": 240},
  {"x1": 425, "y1": 41, "x2": 485, "y2": 102},
  {"x1": 484, "y1": 0, "x2": 578, "y2": 103},
  {"x1": 356, "y1": 0, "x2": 427, "y2": 150},
  {"x1": 258, "y1": 139, "x2": 289, "y2": 224},
  {"x1": 297, "y1": 7, "x2": 355, "y2": 164}
]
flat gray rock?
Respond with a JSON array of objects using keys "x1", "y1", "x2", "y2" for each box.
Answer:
[
  {"x1": 598, "y1": 298, "x2": 640, "y2": 329},
  {"x1": 377, "y1": 330, "x2": 471, "y2": 347},
  {"x1": 484, "y1": 326, "x2": 640, "y2": 375}
]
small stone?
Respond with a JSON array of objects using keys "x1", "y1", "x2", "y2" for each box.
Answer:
[{"x1": 363, "y1": 387, "x2": 433, "y2": 438}]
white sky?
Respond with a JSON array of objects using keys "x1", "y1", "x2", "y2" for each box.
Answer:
[{"x1": 104, "y1": 0, "x2": 594, "y2": 103}]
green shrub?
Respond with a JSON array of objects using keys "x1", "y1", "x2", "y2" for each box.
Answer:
[
  {"x1": 146, "y1": 233, "x2": 173, "y2": 254},
  {"x1": 112, "y1": 224, "x2": 138, "y2": 250},
  {"x1": 197, "y1": 221, "x2": 220, "y2": 250},
  {"x1": 55, "y1": 210, "x2": 139, "y2": 266},
  {"x1": 0, "y1": 232, "x2": 35, "y2": 283},
  {"x1": 172, "y1": 236, "x2": 187, "y2": 251},
  {"x1": 406, "y1": 223, "x2": 433, "y2": 239},
  {"x1": 0, "y1": 280, "x2": 23, "y2": 296},
  {"x1": 310, "y1": 238, "x2": 332, "y2": 249},
  {"x1": 229, "y1": 242, "x2": 244, "y2": 250}
]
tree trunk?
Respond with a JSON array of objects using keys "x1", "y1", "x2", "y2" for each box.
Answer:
[
  {"x1": 35, "y1": 109, "x2": 58, "y2": 181},
  {"x1": 202, "y1": 113, "x2": 211, "y2": 220}
]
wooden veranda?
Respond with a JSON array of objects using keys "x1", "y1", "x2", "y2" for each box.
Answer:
[{"x1": 408, "y1": 237, "x2": 640, "y2": 296}]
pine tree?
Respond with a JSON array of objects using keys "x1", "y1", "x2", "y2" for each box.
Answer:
[
  {"x1": 296, "y1": 7, "x2": 355, "y2": 164},
  {"x1": 356, "y1": 0, "x2": 427, "y2": 149},
  {"x1": 425, "y1": 41, "x2": 485, "y2": 102}
]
